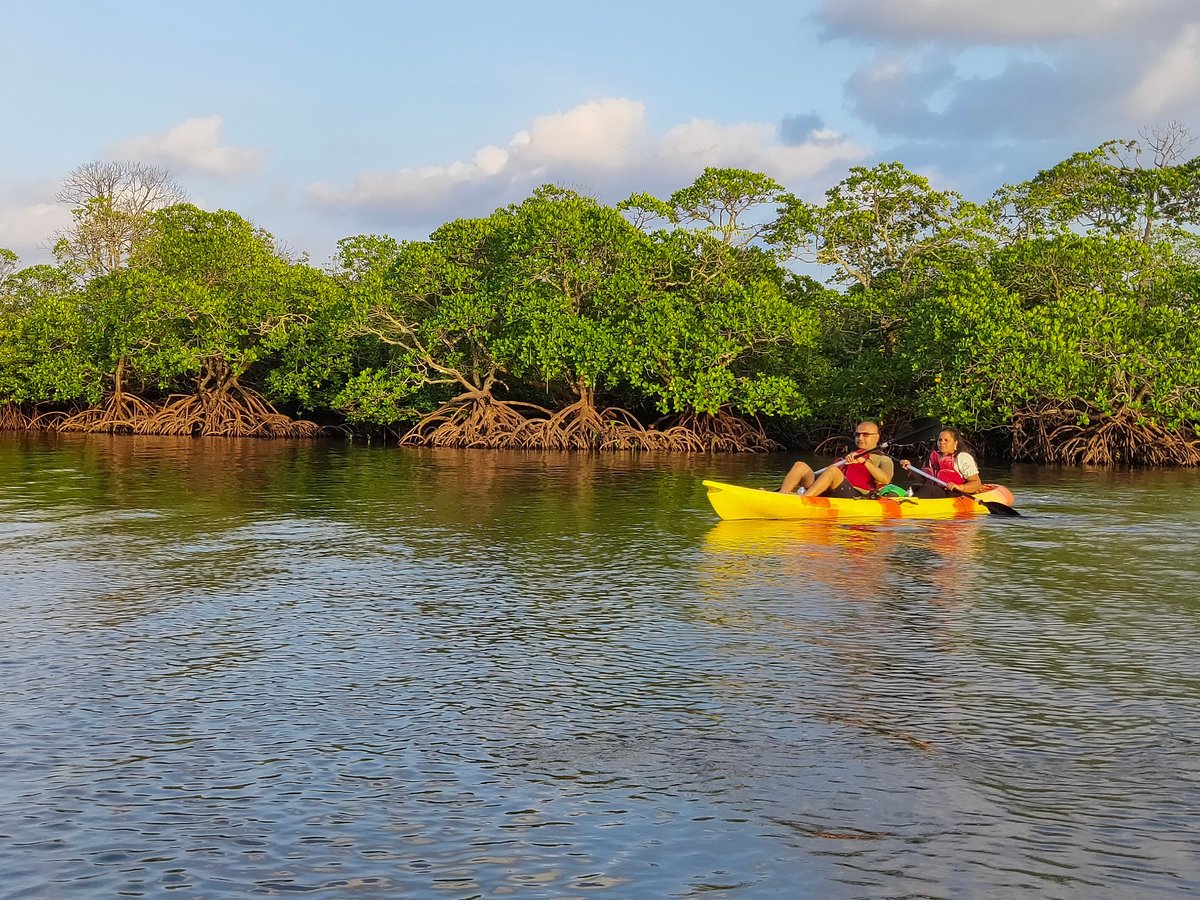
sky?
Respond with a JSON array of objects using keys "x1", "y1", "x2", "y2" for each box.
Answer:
[{"x1": 4, "y1": 0, "x2": 1200, "y2": 268}]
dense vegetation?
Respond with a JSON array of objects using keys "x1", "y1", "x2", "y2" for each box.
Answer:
[{"x1": 3, "y1": 131, "x2": 1199, "y2": 464}]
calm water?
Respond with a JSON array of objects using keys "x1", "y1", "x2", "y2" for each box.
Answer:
[{"x1": 1, "y1": 434, "x2": 1198, "y2": 899}]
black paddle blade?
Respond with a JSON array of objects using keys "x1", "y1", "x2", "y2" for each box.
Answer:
[
  {"x1": 884, "y1": 416, "x2": 942, "y2": 448},
  {"x1": 982, "y1": 500, "x2": 1021, "y2": 517},
  {"x1": 906, "y1": 415, "x2": 941, "y2": 434}
]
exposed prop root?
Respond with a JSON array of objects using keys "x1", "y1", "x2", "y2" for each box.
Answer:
[
  {"x1": 814, "y1": 433, "x2": 853, "y2": 455},
  {"x1": 654, "y1": 410, "x2": 782, "y2": 453},
  {"x1": 29, "y1": 408, "x2": 69, "y2": 430},
  {"x1": 398, "y1": 396, "x2": 550, "y2": 448},
  {"x1": 135, "y1": 387, "x2": 320, "y2": 438},
  {"x1": 518, "y1": 400, "x2": 669, "y2": 450},
  {"x1": 0, "y1": 403, "x2": 31, "y2": 431},
  {"x1": 398, "y1": 395, "x2": 783, "y2": 452},
  {"x1": 57, "y1": 391, "x2": 157, "y2": 434},
  {"x1": 1013, "y1": 407, "x2": 1200, "y2": 466}
]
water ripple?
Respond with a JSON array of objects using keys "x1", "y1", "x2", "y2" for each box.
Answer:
[{"x1": 2, "y1": 438, "x2": 1199, "y2": 897}]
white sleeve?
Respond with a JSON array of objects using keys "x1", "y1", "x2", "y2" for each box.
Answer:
[{"x1": 956, "y1": 452, "x2": 980, "y2": 479}]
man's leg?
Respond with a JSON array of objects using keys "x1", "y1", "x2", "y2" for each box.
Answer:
[
  {"x1": 802, "y1": 466, "x2": 846, "y2": 499},
  {"x1": 778, "y1": 461, "x2": 816, "y2": 493}
]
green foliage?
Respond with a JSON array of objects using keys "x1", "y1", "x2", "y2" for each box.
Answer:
[
  {"x1": 3, "y1": 143, "x2": 1198, "y2": 456},
  {"x1": 302, "y1": 234, "x2": 412, "y2": 421},
  {"x1": 75, "y1": 268, "x2": 200, "y2": 391},
  {"x1": 0, "y1": 248, "x2": 17, "y2": 283},
  {"x1": 0, "y1": 264, "x2": 95, "y2": 404},
  {"x1": 779, "y1": 161, "x2": 988, "y2": 293},
  {"x1": 338, "y1": 215, "x2": 508, "y2": 423},
  {"x1": 333, "y1": 367, "x2": 428, "y2": 425},
  {"x1": 610, "y1": 171, "x2": 825, "y2": 418},
  {"x1": 897, "y1": 237, "x2": 1200, "y2": 430},
  {"x1": 340, "y1": 180, "x2": 824, "y2": 425},
  {"x1": 662, "y1": 167, "x2": 791, "y2": 248},
  {"x1": 987, "y1": 232, "x2": 1159, "y2": 306},
  {"x1": 621, "y1": 232, "x2": 818, "y2": 417},
  {"x1": 998, "y1": 131, "x2": 1200, "y2": 246},
  {"x1": 488, "y1": 186, "x2": 652, "y2": 399},
  {"x1": 120, "y1": 204, "x2": 333, "y2": 400}
]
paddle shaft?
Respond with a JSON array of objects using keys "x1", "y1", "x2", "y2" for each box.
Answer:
[
  {"x1": 905, "y1": 464, "x2": 971, "y2": 494},
  {"x1": 812, "y1": 418, "x2": 943, "y2": 477},
  {"x1": 903, "y1": 463, "x2": 1021, "y2": 516}
]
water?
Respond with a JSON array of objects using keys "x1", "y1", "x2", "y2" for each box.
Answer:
[{"x1": 1, "y1": 434, "x2": 1198, "y2": 898}]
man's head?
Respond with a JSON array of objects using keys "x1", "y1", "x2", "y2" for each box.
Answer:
[{"x1": 854, "y1": 421, "x2": 881, "y2": 451}]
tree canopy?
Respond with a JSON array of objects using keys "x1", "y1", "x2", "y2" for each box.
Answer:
[{"x1": 2, "y1": 136, "x2": 1198, "y2": 464}]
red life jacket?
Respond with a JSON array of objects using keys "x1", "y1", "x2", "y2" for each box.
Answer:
[
  {"x1": 844, "y1": 455, "x2": 877, "y2": 491},
  {"x1": 926, "y1": 451, "x2": 965, "y2": 484}
]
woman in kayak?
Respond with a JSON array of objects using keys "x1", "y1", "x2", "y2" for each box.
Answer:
[
  {"x1": 901, "y1": 427, "x2": 984, "y2": 497},
  {"x1": 777, "y1": 421, "x2": 895, "y2": 498}
]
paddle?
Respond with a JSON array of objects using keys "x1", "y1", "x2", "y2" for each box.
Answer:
[
  {"x1": 813, "y1": 416, "x2": 943, "y2": 476},
  {"x1": 879, "y1": 416, "x2": 943, "y2": 452},
  {"x1": 902, "y1": 465, "x2": 1022, "y2": 517}
]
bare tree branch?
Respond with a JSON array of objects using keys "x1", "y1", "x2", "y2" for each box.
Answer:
[{"x1": 54, "y1": 161, "x2": 187, "y2": 276}]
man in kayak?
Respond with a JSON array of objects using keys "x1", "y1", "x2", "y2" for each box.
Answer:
[{"x1": 777, "y1": 421, "x2": 895, "y2": 497}]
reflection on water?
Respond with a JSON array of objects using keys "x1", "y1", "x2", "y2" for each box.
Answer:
[
  {"x1": 1, "y1": 434, "x2": 1199, "y2": 897},
  {"x1": 703, "y1": 517, "x2": 983, "y2": 600}
]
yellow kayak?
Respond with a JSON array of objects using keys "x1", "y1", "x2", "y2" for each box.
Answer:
[{"x1": 702, "y1": 479, "x2": 1017, "y2": 521}]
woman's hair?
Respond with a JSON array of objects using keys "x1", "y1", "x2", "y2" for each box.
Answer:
[{"x1": 940, "y1": 427, "x2": 969, "y2": 453}]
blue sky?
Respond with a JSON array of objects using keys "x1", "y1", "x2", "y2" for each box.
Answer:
[{"x1": 5, "y1": 0, "x2": 1200, "y2": 267}]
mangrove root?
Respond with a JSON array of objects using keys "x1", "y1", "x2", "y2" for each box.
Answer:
[
  {"x1": 0, "y1": 403, "x2": 31, "y2": 431},
  {"x1": 1013, "y1": 407, "x2": 1200, "y2": 466},
  {"x1": 135, "y1": 388, "x2": 320, "y2": 438},
  {"x1": 57, "y1": 390, "x2": 157, "y2": 434}
]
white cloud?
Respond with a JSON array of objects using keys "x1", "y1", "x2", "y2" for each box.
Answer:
[
  {"x1": 0, "y1": 184, "x2": 70, "y2": 264},
  {"x1": 656, "y1": 118, "x2": 865, "y2": 182},
  {"x1": 1126, "y1": 24, "x2": 1200, "y2": 118},
  {"x1": 518, "y1": 98, "x2": 647, "y2": 168},
  {"x1": 307, "y1": 97, "x2": 869, "y2": 223},
  {"x1": 819, "y1": 0, "x2": 1169, "y2": 43},
  {"x1": 107, "y1": 116, "x2": 264, "y2": 178},
  {"x1": 820, "y1": 0, "x2": 1200, "y2": 167}
]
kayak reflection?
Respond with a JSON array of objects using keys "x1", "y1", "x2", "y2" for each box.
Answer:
[
  {"x1": 700, "y1": 517, "x2": 984, "y2": 602},
  {"x1": 696, "y1": 517, "x2": 988, "y2": 758}
]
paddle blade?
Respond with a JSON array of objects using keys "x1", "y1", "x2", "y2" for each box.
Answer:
[
  {"x1": 982, "y1": 499, "x2": 1021, "y2": 517},
  {"x1": 885, "y1": 416, "x2": 942, "y2": 448},
  {"x1": 907, "y1": 415, "x2": 941, "y2": 434}
]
